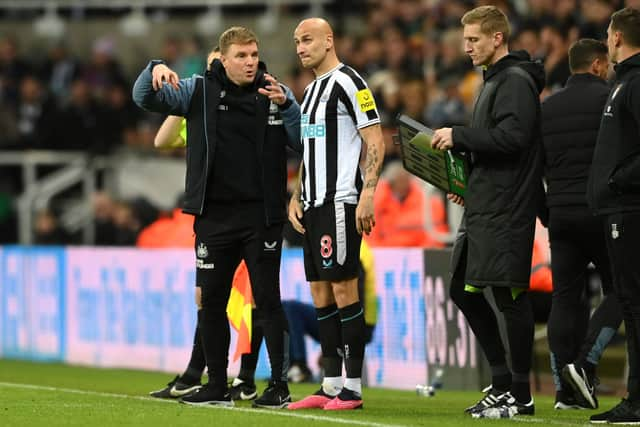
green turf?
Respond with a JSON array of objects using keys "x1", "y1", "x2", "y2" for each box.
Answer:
[{"x1": 0, "y1": 358, "x2": 620, "y2": 426}]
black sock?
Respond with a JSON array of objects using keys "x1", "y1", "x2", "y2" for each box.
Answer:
[
  {"x1": 339, "y1": 301, "x2": 365, "y2": 379},
  {"x1": 490, "y1": 365, "x2": 512, "y2": 393},
  {"x1": 317, "y1": 303, "x2": 342, "y2": 377},
  {"x1": 181, "y1": 309, "x2": 206, "y2": 384}
]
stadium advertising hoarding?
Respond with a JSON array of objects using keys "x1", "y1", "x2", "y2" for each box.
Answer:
[{"x1": 0, "y1": 246, "x2": 483, "y2": 390}]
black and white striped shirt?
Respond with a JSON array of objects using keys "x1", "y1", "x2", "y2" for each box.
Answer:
[{"x1": 300, "y1": 63, "x2": 380, "y2": 209}]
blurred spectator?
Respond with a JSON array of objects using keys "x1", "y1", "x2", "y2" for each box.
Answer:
[
  {"x1": 34, "y1": 208, "x2": 72, "y2": 245},
  {"x1": 49, "y1": 78, "x2": 108, "y2": 152},
  {"x1": 93, "y1": 191, "x2": 118, "y2": 245},
  {"x1": 137, "y1": 205, "x2": 194, "y2": 248},
  {"x1": 399, "y1": 78, "x2": 427, "y2": 121},
  {"x1": 39, "y1": 42, "x2": 81, "y2": 105},
  {"x1": 425, "y1": 77, "x2": 468, "y2": 128},
  {"x1": 14, "y1": 75, "x2": 57, "y2": 149},
  {"x1": 367, "y1": 161, "x2": 448, "y2": 247},
  {"x1": 512, "y1": 22, "x2": 544, "y2": 60},
  {"x1": 81, "y1": 36, "x2": 127, "y2": 103},
  {"x1": 0, "y1": 35, "x2": 31, "y2": 107},
  {"x1": 174, "y1": 35, "x2": 206, "y2": 78},
  {"x1": 541, "y1": 22, "x2": 572, "y2": 93}
]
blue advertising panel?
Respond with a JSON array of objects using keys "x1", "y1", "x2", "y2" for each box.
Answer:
[{"x1": 0, "y1": 246, "x2": 66, "y2": 361}]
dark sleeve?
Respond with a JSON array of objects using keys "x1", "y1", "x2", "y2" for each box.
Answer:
[
  {"x1": 452, "y1": 74, "x2": 538, "y2": 154},
  {"x1": 608, "y1": 77, "x2": 640, "y2": 192}
]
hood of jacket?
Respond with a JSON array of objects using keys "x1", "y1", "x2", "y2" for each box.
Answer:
[{"x1": 485, "y1": 50, "x2": 546, "y2": 93}]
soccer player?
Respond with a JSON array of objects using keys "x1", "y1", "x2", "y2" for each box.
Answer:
[{"x1": 287, "y1": 18, "x2": 384, "y2": 411}]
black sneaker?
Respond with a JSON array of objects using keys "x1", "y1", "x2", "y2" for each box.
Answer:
[
  {"x1": 562, "y1": 363, "x2": 598, "y2": 409},
  {"x1": 590, "y1": 399, "x2": 640, "y2": 424},
  {"x1": 179, "y1": 383, "x2": 233, "y2": 406},
  {"x1": 229, "y1": 378, "x2": 257, "y2": 401},
  {"x1": 472, "y1": 395, "x2": 535, "y2": 419},
  {"x1": 149, "y1": 375, "x2": 202, "y2": 399},
  {"x1": 252, "y1": 380, "x2": 291, "y2": 409},
  {"x1": 554, "y1": 389, "x2": 588, "y2": 410},
  {"x1": 464, "y1": 386, "x2": 510, "y2": 414}
]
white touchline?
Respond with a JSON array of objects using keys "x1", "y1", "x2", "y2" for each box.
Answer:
[{"x1": 0, "y1": 382, "x2": 404, "y2": 427}]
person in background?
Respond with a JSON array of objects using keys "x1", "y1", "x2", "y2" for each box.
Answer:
[
  {"x1": 367, "y1": 160, "x2": 448, "y2": 248},
  {"x1": 583, "y1": 8, "x2": 640, "y2": 424},
  {"x1": 541, "y1": 38, "x2": 622, "y2": 411}
]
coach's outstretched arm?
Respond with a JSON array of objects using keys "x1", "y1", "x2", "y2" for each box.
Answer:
[
  {"x1": 357, "y1": 124, "x2": 385, "y2": 235},
  {"x1": 132, "y1": 60, "x2": 195, "y2": 116}
]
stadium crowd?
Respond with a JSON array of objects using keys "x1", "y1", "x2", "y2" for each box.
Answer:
[{"x1": 0, "y1": 0, "x2": 633, "y2": 247}]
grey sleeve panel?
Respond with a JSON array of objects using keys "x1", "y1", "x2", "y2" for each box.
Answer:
[{"x1": 132, "y1": 61, "x2": 197, "y2": 116}]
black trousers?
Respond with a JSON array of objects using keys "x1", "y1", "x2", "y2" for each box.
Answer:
[
  {"x1": 546, "y1": 208, "x2": 622, "y2": 389},
  {"x1": 194, "y1": 201, "x2": 289, "y2": 387},
  {"x1": 604, "y1": 211, "x2": 640, "y2": 401}
]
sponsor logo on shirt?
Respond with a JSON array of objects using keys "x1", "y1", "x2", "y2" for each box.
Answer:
[{"x1": 356, "y1": 88, "x2": 376, "y2": 112}]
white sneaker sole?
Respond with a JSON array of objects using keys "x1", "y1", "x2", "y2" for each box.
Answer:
[{"x1": 564, "y1": 365, "x2": 597, "y2": 409}]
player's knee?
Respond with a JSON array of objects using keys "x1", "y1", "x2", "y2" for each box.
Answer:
[
  {"x1": 331, "y1": 279, "x2": 359, "y2": 307},
  {"x1": 310, "y1": 281, "x2": 335, "y2": 307}
]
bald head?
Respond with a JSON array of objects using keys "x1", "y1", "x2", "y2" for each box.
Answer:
[
  {"x1": 295, "y1": 17, "x2": 333, "y2": 38},
  {"x1": 294, "y1": 17, "x2": 339, "y2": 75}
]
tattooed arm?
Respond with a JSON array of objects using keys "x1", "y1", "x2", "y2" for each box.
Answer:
[{"x1": 356, "y1": 124, "x2": 385, "y2": 235}]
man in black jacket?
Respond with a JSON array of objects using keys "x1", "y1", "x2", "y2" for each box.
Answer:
[
  {"x1": 431, "y1": 5, "x2": 544, "y2": 419},
  {"x1": 583, "y1": 8, "x2": 640, "y2": 424},
  {"x1": 541, "y1": 38, "x2": 623, "y2": 411},
  {"x1": 132, "y1": 26, "x2": 301, "y2": 408}
]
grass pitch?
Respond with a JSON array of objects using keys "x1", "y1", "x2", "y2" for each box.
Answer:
[{"x1": 0, "y1": 359, "x2": 616, "y2": 426}]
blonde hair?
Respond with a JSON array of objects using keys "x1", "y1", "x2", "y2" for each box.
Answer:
[
  {"x1": 218, "y1": 26, "x2": 258, "y2": 54},
  {"x1": 461, "y1": 6, "x2": 511, "y2": 43}
]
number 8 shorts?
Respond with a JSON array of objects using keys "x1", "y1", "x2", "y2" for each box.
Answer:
[{"x1": 302, "y1": 202, "x2": 361, "y2": 282}]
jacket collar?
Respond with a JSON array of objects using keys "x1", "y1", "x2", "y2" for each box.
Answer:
[
  {"x1": 613, "y1": 52, "x2": 640, "y2": 79},
  {"x1": 565, "y1": 72, "x2": 607, "y2": 87}
]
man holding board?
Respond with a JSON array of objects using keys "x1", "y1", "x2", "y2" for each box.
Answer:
[{"x1": 429, "y1": 5, "x2": 545, "y2": 419}]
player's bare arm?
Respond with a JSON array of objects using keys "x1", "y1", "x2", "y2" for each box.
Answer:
[
  {"x1": 357, "y1": 124, "x2": 385, "y2": 235},
  {"x1": 154, "y1": 115, "x2": 186, "y2": 148},
  {"x1": 288, "y1": 162, "x2": 305, "y2": 234}
]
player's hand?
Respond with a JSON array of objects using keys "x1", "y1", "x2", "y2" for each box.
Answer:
[
  {"x1": 431, "y1": 128, "x2": 453, "y2": 151},
  {"x1": 258, "y1": 74, "x2": 287, "y2": 106},
  {"x1": 288, "y1": 196, "x2": 305, "y2": 234},
  {"x1": 447, "y1": 192, "x2": 464, "y2": 206},
  {"x1": 356, "y1": 193, "x2": 375, "y2": 235},
  {"x1": 152, "y1": 64, "x2": 179, "y2": 91}
]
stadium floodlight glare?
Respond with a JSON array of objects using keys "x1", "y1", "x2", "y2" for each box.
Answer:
[
  {"x1": 196, "y1": 4, "x2": 222, "y2": 38},
  {"x1": 119, "y1": 5, "x2": 151, "y2": 37},
  {"x1": 33, "y1": 3, "x2": 66, "y2": 40}
]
